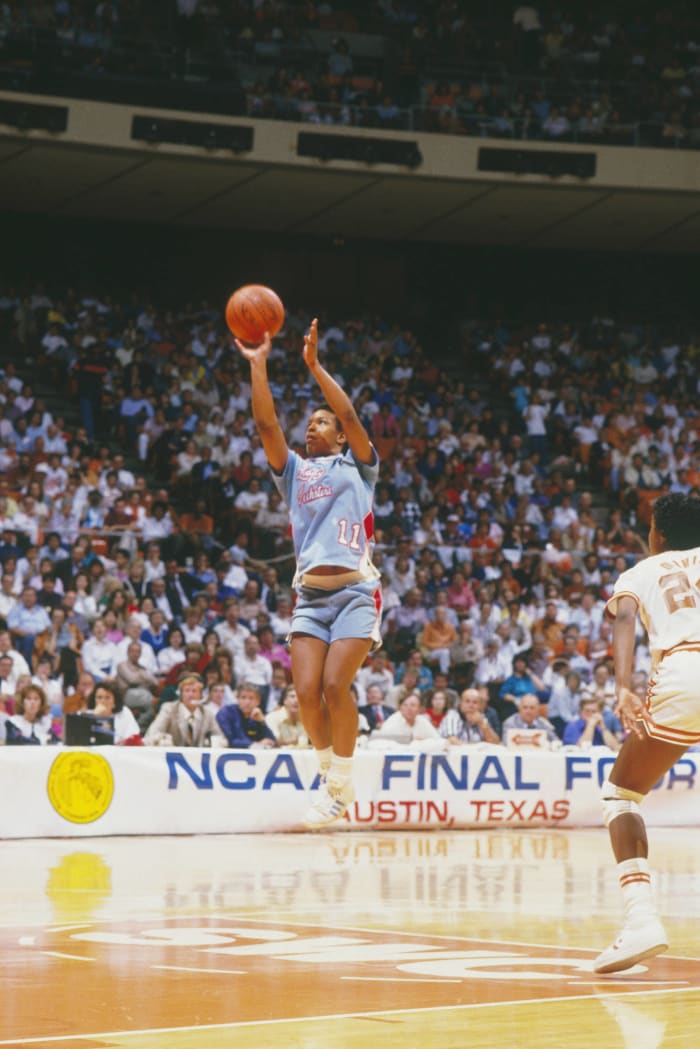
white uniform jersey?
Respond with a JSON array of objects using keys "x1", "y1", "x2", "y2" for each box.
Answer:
[
  {"x1": 606, "y1": 547, "x2": 700, "y2": 667},
  {"x1": 272, "y1": 447, "x2": 379, "y2": 588}
]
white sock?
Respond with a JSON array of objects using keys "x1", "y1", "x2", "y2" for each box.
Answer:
[
  {"x1": 315, "y1": 746, "x2": 333, "y2": 773},
  {"x1": 617, "y1": 857, "x2": 655, "y2": 925},
  {"x1": 329, "y1": 753, "x2": 354, "y2": 786}
]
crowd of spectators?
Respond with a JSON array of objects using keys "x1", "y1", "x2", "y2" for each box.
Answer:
[
  {"x1": 3, "y1": 3, "x2": 700, "y2": 148},
  {"x1": 0, "y1": 278, "x2": 698, "y2": 753}
]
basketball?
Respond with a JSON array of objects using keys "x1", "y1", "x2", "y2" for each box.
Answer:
[{"x1": 225, "y1": 284, "x2": 285, "y2": 344}]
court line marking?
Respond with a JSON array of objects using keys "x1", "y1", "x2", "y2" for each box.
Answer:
[
  {"x1": 6, "y1": 909, "x2": 697, "y2": 963},
  {"x1": 48, "y1": 924, "x2": 94, "y2": 933},
  {"x1": 341, "y1": 976, "x2": 462, "y2": 984},
  {"x1": 10, "y1": 912, "x2": 700, "y2": 969},
  {"x1": 197, "y1": 913, "x2": 700, "y2": 962},
  {"x1": 0, "y1": 985, "x2": 697, "y2": 1046},
  {"x1": 7, "y1": 912, "x2": 700, "y2": 968},
  {"x1": 40, "y1": 951, "x2": 94, "y2": 963},
  {"x1": 153, "y1": 965, "x2": 248, "y2": 975},
  {"x1": 571, "y1": 979, "x2": 687, "y2": 986},
  {"x1": 0, "y1": 915, "x2": 172, "y2": 931}
]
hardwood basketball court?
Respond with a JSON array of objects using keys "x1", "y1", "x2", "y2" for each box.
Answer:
[{"x1": 1, "y1": 828, "x2": 699, "y2": 1048}]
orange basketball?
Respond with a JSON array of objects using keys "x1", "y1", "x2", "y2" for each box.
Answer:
[{"x1": 225, "y1": 284, "x2": 285, "y2": 344}]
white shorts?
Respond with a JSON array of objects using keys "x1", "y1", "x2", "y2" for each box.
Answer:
[{"x1": 644, "y1": 645, "x2": 700, "y2": 746}]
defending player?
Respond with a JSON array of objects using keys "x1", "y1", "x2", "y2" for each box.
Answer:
[
  {"x1": 235, "y1": 318, "x2": 381, "y2": 828},
  {"x1": 595, "y1": 492, "x2": 700, "y2": 973}
]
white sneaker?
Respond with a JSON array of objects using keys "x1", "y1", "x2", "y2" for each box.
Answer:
[
  {"x1": 304, "y1": 779, "x2": 355, "y2": 829},
  {"x1": 593, "y1": 919, "x2": 668, "y2": 974}
]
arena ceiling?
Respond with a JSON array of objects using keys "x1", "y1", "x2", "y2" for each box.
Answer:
[{"x1": 3, "y1": 136, "x2": 700, "y2": 253}]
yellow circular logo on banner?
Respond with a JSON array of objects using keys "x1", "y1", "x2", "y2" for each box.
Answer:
[{"x1": 47, "y1": 752, "x2": 114, "y2": 824}]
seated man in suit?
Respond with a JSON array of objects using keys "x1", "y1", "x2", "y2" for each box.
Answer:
[
  {"x1": 359, "y1": 682, "x2": 396, "y2": 731},
  {"x1": 144, "y1": 673, "x2": 226, "y2": 747}
]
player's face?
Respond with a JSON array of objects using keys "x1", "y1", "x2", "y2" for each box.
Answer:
[{"x1": 305, "y1": 411, "x2": 345, "y2": 456}]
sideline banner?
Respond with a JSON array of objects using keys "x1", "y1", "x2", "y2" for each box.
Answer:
[{"x1": 1, "y1": 745, "x2": 699, "y2": 838}]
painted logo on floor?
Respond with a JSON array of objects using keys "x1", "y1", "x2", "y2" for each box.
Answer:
[{"x1": 19, "y1": 917, "x2": 699, "y2": 1023}]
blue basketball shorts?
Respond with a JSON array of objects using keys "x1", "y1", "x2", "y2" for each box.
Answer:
[{"x1": 291, "y1": 579, "x2": 382, "y2": 648}]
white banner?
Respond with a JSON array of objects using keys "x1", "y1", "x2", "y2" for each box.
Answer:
[{"x1": 1, "y1": 745, "x2": 699, "y2": 838}]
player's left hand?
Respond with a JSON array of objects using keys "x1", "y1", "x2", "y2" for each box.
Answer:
[
  {"x1": 303, "y1": 318, "x2": 319, "y2": 369},
  {"x1": 615, "y1": 686, "x2": 648, "y2": 739}
]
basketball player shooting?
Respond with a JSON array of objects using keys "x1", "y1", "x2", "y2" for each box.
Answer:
[{"x1": 234, "y1": 318, "x2": 382, "y2": 829}]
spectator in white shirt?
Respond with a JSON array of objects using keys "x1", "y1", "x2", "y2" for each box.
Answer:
[
  {"x1": 157, "y1": 625, "x2": 187, "y2": 676},
  {"x1": 112, "y1": 453, "x2": 135, "y2": 490},
  {"x1": 0, "y1": 627, "x2": 30, "y2": 678},
  {"x1": 113, "y1": 617, "x2": 159, "y2": 675},
  {"x1": 12, "y1": 496, "x2": 41, "y2": 545},
  {"x1": 270, "y1": 595, "x2": 293, "y2": 640},
  {"x1": 237, "y1": 634, "x2": 273, "y2": 693},
  {"x1": 141, "y1": 500, "x2": 175, "y2": 543},
  {"x1": 214, "y1": 597, "x2": 250, "y2": 660},
  {"x1": 552, "y1": 494, "x2": 579, "y2": 531},
  {"x1": 80, "y1": 617, "x2": 117, "y2": 681},
  {"x1": 41, "y1": 323, "x2": 68, "y2": 357},
  {"x1": 371, "y1": 692, "x2": 443, "y2": 748},
  {"x1": 234, "y1": 477, "x2": 269, "y2": 515},
  {"x1": 43, "y1": 423, "x2": 68, "y2": 453},
  {"x1": 143, "y1": 542, "x2": 166, "y2": 583},
  {"x1": 474, "y1": 637, "x2": 511, "y2": 691},
  {"x1": 354, "y1": 649, "x2": 395, "y2": 706},
  {"x1": 0, "y1": 571, "x2": 17, "y2": 619},
  {"x1": 178, "y1": 603, "x2": 204, "y2": 644},
  {"x1": 38, "y1": 453, "x2": 69, "y2": 499}
]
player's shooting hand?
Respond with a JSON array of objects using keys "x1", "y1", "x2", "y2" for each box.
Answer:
[
  {"x1": 615, "y1": 686, "x2": 648, "y2": 739},
  {"x1": 302, "y1": 318, "x2": 319, "y2": 370},
  {"x1": 235, "y1": 331, "x2": 272, "y2": 362}
]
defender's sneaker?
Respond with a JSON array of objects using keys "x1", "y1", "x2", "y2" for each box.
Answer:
[
  {"x1": 593, "y1": 919, "x2": 668, "y2": 974},
  {"x1": 304, "y1": 779, "x2": 355, "y2": 829}
]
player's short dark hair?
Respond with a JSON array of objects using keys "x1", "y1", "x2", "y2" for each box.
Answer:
[{"x1": 653, "y1": 493, "x2": 700, "y2": 550}]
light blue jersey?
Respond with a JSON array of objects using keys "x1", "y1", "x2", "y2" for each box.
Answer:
[{"x1": 272, "y1": 447, "x2": 380, "y2": 588}]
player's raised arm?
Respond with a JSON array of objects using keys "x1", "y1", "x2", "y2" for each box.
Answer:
[
  {"x1": 303, "y1": 318, "x2": 374, "y2": 465},
  {"x1": 235, "y1": 333, "x2": 288, "y2": 474}
]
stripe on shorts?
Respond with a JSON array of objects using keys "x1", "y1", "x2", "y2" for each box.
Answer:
[{"x1": 642, "y1": 716, "x2": 700, "y2": 746}]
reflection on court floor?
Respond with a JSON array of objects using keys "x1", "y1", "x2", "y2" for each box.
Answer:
[{"x1": 1, "y1": 830, "x2": 700, "y2": 1048}]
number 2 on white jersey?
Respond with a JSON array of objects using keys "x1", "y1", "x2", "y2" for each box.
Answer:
[
  {"x1": 338, "y1": 519, "x2": 361, "y2": 550},
  {"x1": 660, "y1": 570, "x2": 699, "y2": 614}
]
